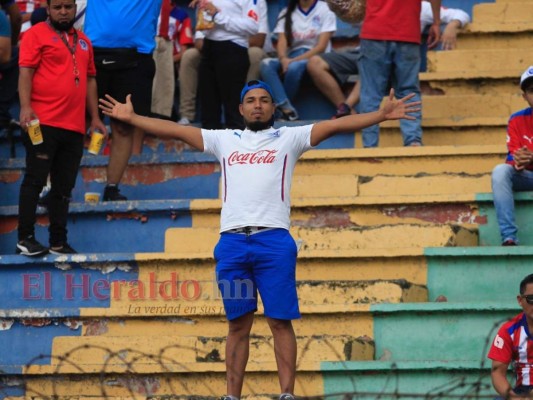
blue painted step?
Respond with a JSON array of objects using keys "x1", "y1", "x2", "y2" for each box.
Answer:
[
  {"x1": 0, "y1": 200, "x2": 194, "y2": 254},
  {"x1": 0, "y1": 254, "x2": 140, "y2": 375},
  {"x1": 0, "y1": 152, "x2": 220, "y2": 207}
]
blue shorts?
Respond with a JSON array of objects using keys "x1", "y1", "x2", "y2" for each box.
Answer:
[{"x1": 213, "y1": 228, "x2": 301, "y2": 321}]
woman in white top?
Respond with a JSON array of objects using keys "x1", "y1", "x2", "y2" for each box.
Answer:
[{"x1": 260, "y1": 0, "x2": 336, "y2": 120}]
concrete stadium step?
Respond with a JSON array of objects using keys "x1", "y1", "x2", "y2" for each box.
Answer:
[
  {"x1": 21, "y1": 333, "x2": 373, "y2": 375},
  {"x1": 468, "y1": 1, "x2": 533, "y2": 32},
  {"x1": 294, "y1": 145, "x2": 503, "y2": 177},
  {"x1": 0, "y1": 152, "x2": 220, "y2": 207},
  {"x1": 476, "y1": 192, "x2": 533, "y2": 245},
  {"x1": 370, "y1": 302, "x2": 519, "y2": 362},
  {"x1": 456, "y1": 31, "x2": 533, "y2": 50},
  {"x1": 425, "y1": 246, "x2": 533, "y2": 302},
  {"x1": 0, "y1": 200, "x2": 196, "y2": 254},
  {"x1": 0, "y1": 192, "x2": 485, "y2": 254},
  {"x1": 191, "y1": 193, "x2": 484, "y2": 229},
  {"x1": 370, "y1": 126, "x2": 504, "y2": 147},
  {"x1": 0, "y1": 252, "x2": 425, "y2": 320},
  {"x1": 17, "y1": 372, "x2": 324, "y2": 399},
  {"x1": 321, "y1": 360, "x2": 493, "y2": 400},
  {"x1": 424, "y1": 48, "x2": 528, "y2": 79},
  {"x1": 383, "y1": 93, "x2": 524, "y2": 128},
  {"x1": 164, "y1": 225, "x2": 478, "y2": 255},
  {"x1": 0, "y1": 145, "x2": 505, "y2": 207},
  {"x1": 421, "y1": 77, "x2": 519, "y2": 96}
]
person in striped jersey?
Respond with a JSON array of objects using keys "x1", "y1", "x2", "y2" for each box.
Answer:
[{"x1": 488, "y1": 274, "x2": 533, "y2": 399}]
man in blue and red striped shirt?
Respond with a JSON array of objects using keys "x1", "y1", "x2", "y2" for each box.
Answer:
[
  {"x1": 491, "y1": 66, "x2": 533, "y2": 246},
  {"x1": 488, "y1": 274, "x2": 533, "y2": 399}
]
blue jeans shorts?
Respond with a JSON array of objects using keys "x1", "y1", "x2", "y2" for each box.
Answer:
[{"x1": 214, "y1": 228, "x2": 301, "y2": 321}]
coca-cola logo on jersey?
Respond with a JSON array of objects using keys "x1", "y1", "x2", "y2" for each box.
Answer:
[{"x1": 228, "y1": 150, "x2": 277, "y2": 165}]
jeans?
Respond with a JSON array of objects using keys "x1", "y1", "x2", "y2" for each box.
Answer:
[
  {"x1": 260, "y1": 48, "x2": 309, "y2": 108},
  {"x1": 358, "y1": 39, "x2": 422, "y2": 147},
  {"x1": 18, "y1": 125, "x2": 83, "y2": 246},
  {"x1": 491, "y1": 163, "x2": 533, "y2": 243}
]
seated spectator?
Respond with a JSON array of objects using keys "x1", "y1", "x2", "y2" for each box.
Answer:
[
  {"x1": 177, "y1": 0, "x2": 270, "y2": 125},
  {"x1": 307, "y1": 47, "x2": 360, "y2": 119},
  {"x1": 260, "y1": 0, "x2": 336, "y2": 121},
  {"x1": 488, "y1": 273, "x2": 533, "y2": 399},
  {"x1": 491, "y1": 66, "x2": 533, "y2": 246}
]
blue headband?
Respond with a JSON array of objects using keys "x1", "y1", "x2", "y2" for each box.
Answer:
[{"x1": 240, "y1": 80, "x2": 274, "y2": 103}]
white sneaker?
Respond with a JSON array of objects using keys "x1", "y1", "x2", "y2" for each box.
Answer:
[{"x1": 178, "y1": 117, "x2": 191, "y2": 125}]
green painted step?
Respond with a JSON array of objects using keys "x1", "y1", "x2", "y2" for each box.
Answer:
[
  {"x1": 321, "y1": 360, "x2": 500, "y2": 400},
  {"x1": 371, "y1": 303, "x2": 520, "y2": 362},
  {"x1": 476, "y1": 192, "x2": 533, "y2": 245},
  {"x1": 425, "y1": 246, "x2": 533, "y2": 302}
]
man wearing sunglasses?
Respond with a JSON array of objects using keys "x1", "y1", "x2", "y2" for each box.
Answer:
[
  {"x1": 488, "y1": 274, "x2": 533, "y2": 399},
  {"x1": 98, "y1": 79, "x2": 420, "y2": 400}
]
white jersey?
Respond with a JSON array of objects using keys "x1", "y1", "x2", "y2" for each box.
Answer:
[
  {"x1": 274, "y1": 0, "x2": 336, "y2": 52},
  {"x1": 202, "y1": 125, "x2": 314, "y2": 232},
  {"x1": 202, "y1": 0, "x2": 259, "y2": 48},
  {"x1": 195, "y1": 0, "x2": 273, "y2": 52},
  {"x1": 420, "y1": 1, "x2": 470, "y2": 32}
]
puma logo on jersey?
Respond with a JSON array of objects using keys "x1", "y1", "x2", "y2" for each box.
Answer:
[
  {"x1": 234, "y1": 131, "x2": 242, "y2": 139},
  {"x1": 523, "y1": 135, "x2": 533, "y2": 144}
]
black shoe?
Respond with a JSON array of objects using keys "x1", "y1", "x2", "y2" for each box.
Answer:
[
  {"x1": 502, "y1": 239, "x2": 517, "y2": 246},
  {"x1": 103, "y1": 185, "x2": 127, "y2": 201},
  {"x1": 49, "y1": 243, "x2": 77, "y2": 255},
  {"x1": 16, "y1": 236, "x2": 48, "y2": 256}
]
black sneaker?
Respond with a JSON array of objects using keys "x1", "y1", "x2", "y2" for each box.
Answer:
[
  {"x1": 49, "y1": 243, "x2": 77, "y2": 255},
  {"x1": 16, "y1": 236, "x2": 48, "y2": 256},
  {"x1": 502, "y1": 239, "x2": 517, "y2": 246},
  {"x1": 103, "y1": 185, "x2": 127, "y2": 201}
]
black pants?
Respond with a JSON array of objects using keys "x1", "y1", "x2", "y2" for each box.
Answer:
[
  {"x1": 0, "y1": 47, "x2": 19, "y2": 128},
  {"x1": 199, "y1": 39, "x2": 249, "y2": 130},
  {"x1": 18, "y1": 125, "x2": 83, "y2": 246}
]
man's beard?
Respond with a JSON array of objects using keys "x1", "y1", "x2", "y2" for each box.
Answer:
[
  {"x1": 245, "y1": 117, "x2": 274, "y2": 132},
  {"x1": 50, "y1": 18, "x2": 75, "y2": 31}
]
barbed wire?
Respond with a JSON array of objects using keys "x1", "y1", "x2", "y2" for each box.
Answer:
[{"x1": 0, "y1": 316, "x2": 526, "y2": 399}]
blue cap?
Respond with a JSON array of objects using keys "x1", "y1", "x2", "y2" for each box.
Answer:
[{"x1": 240, "y1": 80, "x2": 274, "y2": 103}]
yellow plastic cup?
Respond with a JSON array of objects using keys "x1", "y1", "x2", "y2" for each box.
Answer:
[
  {"x1": 27, "y1": 119, "x2": 43, "y2": 145},
  {"x1": 88, "y1": 130, "x2": 104, "y2": 155},
  {"x1": 84, "y1": 192, "x2": 100, "y2": 203}
]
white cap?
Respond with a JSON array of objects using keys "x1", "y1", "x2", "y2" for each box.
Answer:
[{"x1": 520, "y1": 66, "x2": 533, "y2": 90}]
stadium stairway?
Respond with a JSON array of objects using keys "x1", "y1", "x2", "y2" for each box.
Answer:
[{"x1": 1, "y1": 0, "x2": 533, "y2": 398}]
